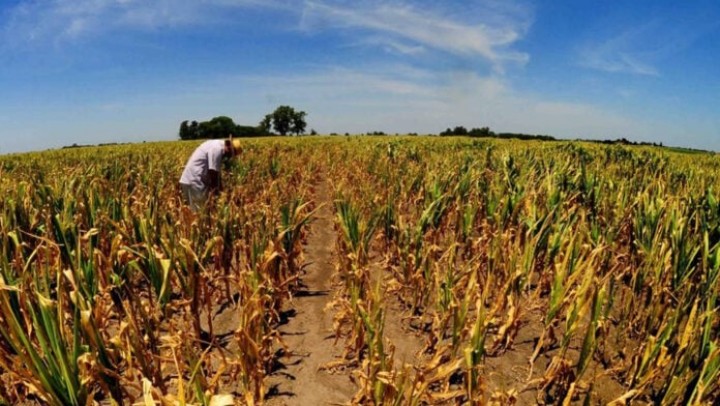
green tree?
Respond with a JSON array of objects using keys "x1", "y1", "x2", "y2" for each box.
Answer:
[
  {"x1": 235, "y1": 125, "x2": 265, "y2": 137},
  {"x1": 271, "y1": 105, "x2": 294, "y2": 136},
  {"x1": 468, "y1": 127, "x2": 492, "y2": 137},
  {"x1": 178, "y1": 120, "x2": 201, "y2": 139},
  {"x1": 178, "y1": 110, "x2": 300, "y2": 140},
  {"x1": 291, "y1": 111, "x2": 307, "y2": 136},
  {"x1": 264, "y1": 105, "x2": 307, "y2": 136},
  {"x1": 178, "y1": 117, "x2": 233, "y2": 139},
  {"x1": 198, "y1": 116, "x2": 237, "y2": 139},
  {"x1": 179, "y1": 120, "x2": 192, "y2": 140},
  {"x1": 259, "y1": 115, "x2": 272, "y2": 135},
  {"x1": 453, "y1": 126, "x2": 468, "y2": 135}
]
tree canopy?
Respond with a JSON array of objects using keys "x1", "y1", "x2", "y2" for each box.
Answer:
[
  {"x1": 261, "y1": 105, "x2": 308, "y2": 136},
  {"x1": 439, "y1": 125, "x2": 555, "y2": 141},
  {"x1": 179, "y1": 106, "x2": 308, "y2": 140},
  {"x1": 179, "y1": 116, "x2": 266, "y2": 140}
]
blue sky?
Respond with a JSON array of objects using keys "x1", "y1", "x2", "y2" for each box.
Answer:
[{"x1": 0, "y1": 0, "x2": 719, "y2": 153}]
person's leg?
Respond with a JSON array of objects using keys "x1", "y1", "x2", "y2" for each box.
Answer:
[
  {"x1": 180, "y1": 183, "x2": 191, "y2": 207},
  {"x1": 187, "y1": 185, "x2": 207, "y2": 212},
  {"x1": 180, "y1": 183, "x2": 204, "y2": 212}
]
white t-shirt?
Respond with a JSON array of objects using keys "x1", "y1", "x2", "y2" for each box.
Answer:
[{"x1": 179, "y1": 140, "x2": 225, "y2": 190}]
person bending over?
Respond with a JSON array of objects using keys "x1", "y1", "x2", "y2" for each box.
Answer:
[{"x1": 179, "y1": 137, "x2": 242, "y2": 212}]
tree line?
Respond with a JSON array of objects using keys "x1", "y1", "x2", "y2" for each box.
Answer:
[
  {"x1": 439, "y1": 126, "x2": 556, "y2": 141},
  {"x1": 438, "y1": 125, "x2": 676, "y2": 148},
  {"x1": 179, "y1": 105, "x2": 307, "y2": 140},
  {"x1": 177, "y1": 110, "x2": 681, "y2": 152}
]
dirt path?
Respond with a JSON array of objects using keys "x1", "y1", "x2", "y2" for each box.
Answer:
[{"x1": 265, "y1": 178, "x2": 355, "y2": 405}]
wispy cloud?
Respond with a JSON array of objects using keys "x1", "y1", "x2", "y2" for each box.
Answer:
[
  {"x1": 2, "y1": 0, "x2": 532, "y2": 72},
  {"x1": 353, "y1": 36, "x2": 426, "y2": 56},
  {"x1": 578, "y1": 17, "x2": 716, "y2": 76},
  {"x1": 581, "y1": 50, "x2": 659, "y2": 76},
  {"x1": 240, "y1": 65, "x2": 440, "y2": 102},
  {"x1": 578, "y1": 23, "x2": 661, "y2": 76},
  {"x1": 300, "y1": 1, "x2": 531, "y2": 70},
  {"x1": 197, "y1": 63, "x2": 649, "y2": 141},
  {"x1": 0, "y1": 0, "x2": 275, "y2": 46}
]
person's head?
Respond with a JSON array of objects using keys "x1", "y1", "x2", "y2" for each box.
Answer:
[{"x1": 224, "y1": 136, "x2": 242, "y2": 159}]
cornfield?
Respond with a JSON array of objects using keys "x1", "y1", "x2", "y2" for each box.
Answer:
[{"x1": 0, "y1": 137, "x2": 718, "y2": 405}]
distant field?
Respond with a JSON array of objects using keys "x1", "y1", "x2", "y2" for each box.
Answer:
[{"x1": 0, "y1": 137, "x2": 718, "y2": 405}]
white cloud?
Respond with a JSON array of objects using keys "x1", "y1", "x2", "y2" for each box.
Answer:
[
  {"x1": 2, "y1": 0, "x2": 531, "y2": 72},
  {"x1": 581, "y1": 51, "x2": 659, "y2": 76},
  {"x1": 242, "y1": 65, "x2": 438, "y2": 100},
  {"x1": 577, "y1": 23, "x2": 658, "y2": 75},
  {"x1": 64, "y1": 18, "x2": 88, "y2": 38},
  {"x1": 300, "y1": 1, "x2": 530, "y2": 69},
  {"x1": 355, "y1": 37, "x2": 426, "y2": 56},
  {"x1": 0, "y1": 0, "x2": 274, "y2": 46},
  {"x1": 578, "y1": 20, "x2": 668, "y2": 76},
  {"x1": 197, "y1": 63, "x2": 651, "y2": 141},
  {"x1": 578, "y1": 18, "x2": 714, "y2": 76}
]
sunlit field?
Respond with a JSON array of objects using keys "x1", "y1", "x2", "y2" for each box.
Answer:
[{"x1": 0, "y1": 137, "x2": 718, "y2": 405}]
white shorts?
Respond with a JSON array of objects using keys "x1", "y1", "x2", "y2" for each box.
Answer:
[{"x1": 180, "y1": 183, "x2": 207, "y2": 212}]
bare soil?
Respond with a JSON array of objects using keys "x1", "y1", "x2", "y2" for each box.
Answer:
[
  {"x1": 480, "y1": 308, "x2": 628, "y2": 405},
  {"x1": 264, "y1": 178, "x2": 356, "y2": 405},
  {"x1": 263, "y1": 177, "x2": 426, "y2": 405}
]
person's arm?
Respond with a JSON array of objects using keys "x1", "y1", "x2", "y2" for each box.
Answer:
[
  {"x1": 207, "y1": 144, "x2": 224, "y2": 195},
  {"x1": 207, "y1": 169, "x2": 221, "y2": 194}
]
